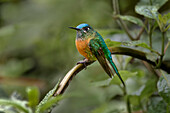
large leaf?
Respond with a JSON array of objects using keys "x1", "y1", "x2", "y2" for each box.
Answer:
[
  {"x1": 147, "y1": 97, "x2": 167, "y2": 113},
  {"x1": 135, "y1": 5, "x2": 158, "y2": 19},
  {"x1": 135, "y1": 0, "x2": 168, "y2": 19},
  {"x1": 138, "y1": 79, "x2": 156, "y2": 98},
  {"x1": 118, "y1": 15, "x2": 144, "y2": 27},
  {"x1": 136, "y1": 0, "x2": 168, "y2": 7},
  {"x1": 157, "y1": 74, "x2": 170, "y2": 105}
]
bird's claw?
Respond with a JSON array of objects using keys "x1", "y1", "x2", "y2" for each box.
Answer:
[
  {"x1": 77, "y1": 61, "x2": 87, "y2": 69},
  {"x1": 77, "y1": 58, "x2": 90, "y2": 69}
]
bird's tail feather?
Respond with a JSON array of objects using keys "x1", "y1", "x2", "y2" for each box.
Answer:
[{"x1": 109, "y1": 60, "x2": 125, "y2": 87}]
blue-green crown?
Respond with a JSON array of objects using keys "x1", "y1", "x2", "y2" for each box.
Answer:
[{"x1": 76, "y1": 23, "x2": 90, "y2": 29}]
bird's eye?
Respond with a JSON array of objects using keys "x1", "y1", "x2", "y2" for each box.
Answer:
[{"x1": 83, "y1": 27, "x2": 89, "y2": 32}]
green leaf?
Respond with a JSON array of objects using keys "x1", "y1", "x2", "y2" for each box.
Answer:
[
  {"x1": 136, "y1": 0, "x2": 168, "y2": 8},
  {"x1": 122, "y1": 40, "x2": 151, "y2": 49},
  {"x1": 148, "y1": 97, "x2": 167, "y2": 113},
  {"x1": 135, "y1": 5, "x2": 158, "y2": 19},
  {"x1": 105, "y1": 38, "x2": 122, "y2": 47},
  {"x1": 140, "y1": 79, "x2": 157, "y2": 98},
  {"x1": 129, "y1": 78, "x2": 157, "y2": 106},
  {"x1": 36, "y1": 95, "x2": 63, "y2": 113},
  {"x1": 118, "y1": 15, "x2": 144, "y2": 27},
  {"x1": 157, "y1": 74, "x2": 170, "y2": 105},
  {"x1": 26, "y1": 86, "x2": 40, "y2": 108},
  {"x1": 122, "y1": 40, "x2": 160, "y2": 56},
  {"x1": 0, "y1": 94, "x2": 33, "y2": 113},
  {"x1": 155, "y1": 13, "x2": 170, "y2": 32},
  {"x1": 35, "y1": 79, "x2": 64, "y2": 113},
  {"x1": 135, "y1": 0, "x2": 168, "y2": 19},
  {"x1": 131, "y1": 78, "x2": 157, "y2": 97},
  {"x1": 146, "y1": 52, "x2": 159, "y2": 62},
  {"x1": 110, "y1": 70, "x2": 138, "y2": 86}
]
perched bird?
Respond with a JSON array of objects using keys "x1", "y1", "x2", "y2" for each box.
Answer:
[{"x1": 69, "y1": 23, "x2": 125, "y2": 87}]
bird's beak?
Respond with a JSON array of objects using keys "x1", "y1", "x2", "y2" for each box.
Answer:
[{"x1": 68, "y1": 27, "x2": 81, "y2": 31}]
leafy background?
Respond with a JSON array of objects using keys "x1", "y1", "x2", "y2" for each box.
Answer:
[{"x1": 0, "y1": 0, "x2": 170, "y2": 113}]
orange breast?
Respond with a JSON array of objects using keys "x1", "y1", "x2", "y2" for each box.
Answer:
[{"x1": 76, "y1": 38, "x2": 92, "y2": 60}]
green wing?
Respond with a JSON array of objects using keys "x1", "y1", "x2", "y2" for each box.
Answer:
[
  {"x1": 89, "y1": 34, "x2": 125, "y2": 87},
  {"x1": 89, "y1": 39, "x2": 113, "y2": 78}
]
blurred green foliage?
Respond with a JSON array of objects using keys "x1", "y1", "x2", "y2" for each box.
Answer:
[{"x1": 0, "y1": 0, "x2": 169, "y2": 113}]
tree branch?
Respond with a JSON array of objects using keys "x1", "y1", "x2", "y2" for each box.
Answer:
[
  {"x1": 53, "y1": 47, "x2": 170, "y2": 96},
  {"x1": 53, "y1": 61, "x2": 93, "y2": 96}
]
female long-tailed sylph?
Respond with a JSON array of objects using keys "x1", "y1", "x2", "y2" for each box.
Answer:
[{"x1": 69, "y1": 23, "x2": 125, "y2": 87}]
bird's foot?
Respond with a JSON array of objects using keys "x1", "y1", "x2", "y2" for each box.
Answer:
[{"x1": 77, "y1": 59, "x2": 92, "y2": 70}]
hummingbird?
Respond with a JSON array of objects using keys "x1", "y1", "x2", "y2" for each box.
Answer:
[{"x1": 69, "y1": 23, "x2": 125, "y2": 87}]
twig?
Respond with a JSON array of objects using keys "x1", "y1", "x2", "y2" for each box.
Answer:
[
  {"x1": 142, "y1": 61, "x2": 161, "y2": 77},
  {"x1": 164, "y1": 42, "x2": 170, "y2": 54},
  {"x1": 118, "y1": 19, "x2": 135, "y2": 40},
  {"x1": 126, "y1": 95, "x2": 131, "y2": 113},
  {"x1": 156, "y1": 32, "x2": 165, "y2": 68},
  {"x1": 135, "y1": 20, "x2": 147, "y2": 40},
  {"x1": 148, "y1": 19, "x2": 153, "y2": 49},
  {"x1": 135, "y1": 26, "x2": 145, "y2": 40},
  {"x1": 112, "y1": 0, "x2": 135, "y2": 40}
]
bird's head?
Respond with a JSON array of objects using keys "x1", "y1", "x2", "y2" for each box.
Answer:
[{"x1": 69, "y1": 23, "x2": 95, "y2": 39}]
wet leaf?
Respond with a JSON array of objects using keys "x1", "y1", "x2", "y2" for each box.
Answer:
[
  {"x1": 135, "y1": 5, "x2": 158, "y2": 19},
  {"x1": 157, "y1": 74, "x2": 170, "y2": 105},
  {"x1": 135, "y1": 0, "x2": 168, "y2": 19}
]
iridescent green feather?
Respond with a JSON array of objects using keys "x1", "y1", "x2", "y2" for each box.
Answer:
[{"x1": 89, "y1": 32, "x2": 125, "y2": 87}]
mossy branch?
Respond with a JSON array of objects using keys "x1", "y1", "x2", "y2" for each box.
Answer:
[{"x1": 53, "y1": 47, "x2": 170, "y2": 96}]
